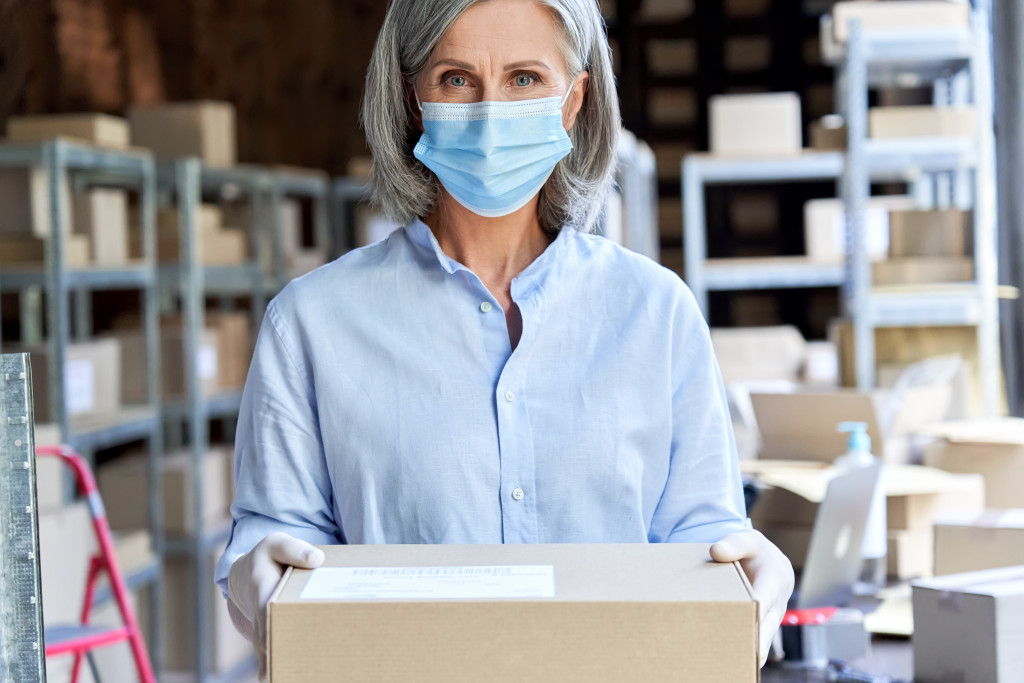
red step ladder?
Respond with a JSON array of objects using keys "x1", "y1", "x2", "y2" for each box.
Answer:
[{"x1": 37, "y1": 445, "x2": 156, "y2": 683}]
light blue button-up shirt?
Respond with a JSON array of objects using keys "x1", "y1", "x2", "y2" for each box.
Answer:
[{"x1": 214, "y1": 220, "x2": 747, "y2": 593}]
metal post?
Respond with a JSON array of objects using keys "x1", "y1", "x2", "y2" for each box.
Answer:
[
  {"x1": 682, "y1": 157, "x2": 707, "y2": 317},
  {"x1": 993, "y1": 0, "x2": 1024, "y2": 415},
  {"x1": 844, "y1": 20, "x2": 875, "y2": 392},
  {"x1": 45, "y1": 141, "x2": 71, "y2": 441}
]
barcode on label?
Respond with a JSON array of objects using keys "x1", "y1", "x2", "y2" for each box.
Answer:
[{"x1": 300, "y1": 564, "x2": 556, "y2": 600}]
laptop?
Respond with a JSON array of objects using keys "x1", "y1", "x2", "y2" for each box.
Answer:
[{"x1": 792, "y1": 461, "x2": 883, "y2": 609}]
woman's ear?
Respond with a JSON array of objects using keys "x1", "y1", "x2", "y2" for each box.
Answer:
[
  {"x1": 563, "y1": 71, "x2": 590, "y2": 132},
  {"x1": 405, "y1": 78, "x2": 424, "y2": 133}
]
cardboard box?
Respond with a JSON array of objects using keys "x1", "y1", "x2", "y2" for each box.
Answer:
[
  {"x1": 921, "y1": 419, "x2": 1024, "y2": 509},
  {"x1": 640, "y1": 0, "x2": 695, "y2": 22},
  {"x1": 869, "y1": 106, "x2": 976, "y2": 139},
  {"x1": 724, "y1": 36, "x2": 772, "y2": 72},
  {"x1": 934, "y1": 510, "x2": 1024, "y2": 576},
  {"x1": 912, "y1": 566, "x2": 1024, "y2": 683},
  {"x1": 112, "y1": 325, "x2": 221, "y2": 403},
  {"x1": 128, "y1": 101, "x2": 236, "y2": 166},
  {"x1": 648, "y1": 88, "x2": 698, "y2": 127},
  {"x1": 267, "y1": 544, "x2": 759, "y2": 682},
  {"x1": 888, "y1": 529, "x2": 933, "y2": 580},
  {"x1": 0, "y1": 167, "x2": 71, "y2": 237},
  {"x1": 804, "y1": 196, "x2": 918, "y2": 262},
  {"x1": 137, "y1": 210, "x2": 247, "y2": 264},
  {"x1": 710, "y1": 93, "x2": 802, "y2": 156},
  {"x1": 156, "y1": 204, "x2": 224, "y2": 235},
  {"x1": 98, "y1": 446, "x2": 232, "y2": 535},
  {"x1": 834, "y1": 322, "x2": 1000, "y2": 418},
  {"x1": 729, "y1": 191, "x2": 779, "y2": 236},
  {"x1": 72, "y1": 189, "x2": 129, "y2": 265},
  {"x1": 163, "y1": 542, "x2": 252, "y2": 673},
  {"x1": 39, "y1": 501, "x2": 97, "y2": 625},
  {"x1": 889, "y1": 209, "x2": 972, "y2": 258},
  {"x1": 750, "y1": 386, "x2": 951, "y2": 463},
  {"x1": 17, "y1": 338, "x2": 122, "y2": 423},
  {"x1": 0, "y1": 234, "x2": 90, "y2": 267},
  {"x1": 872, "y1": 257, "x2": 974, "y2": 286},
  {"x1": 711, "y1": 325, "x2": 807, "y2": 384},
  {"x1": 34, "y1": 424, "x2": 67, "y2": 512},
  {"x1": 810, "y1": 116, "x2": 847, "y2": 150},
  {"x1": 206, "y1": 311, "x2": 251, "y2": 390},
  {"x1": 832, "y1": 2, "x2": 970, "y2": 43},
  {"x1": 646, "y1": 39, "x2": 697, "y2": 76},
  {"x1": 6, "y1": 113, "x2": 131, "y2": 149},
  {"x1": 886, "y1": 472, "x2": 984, "y2": 531}
]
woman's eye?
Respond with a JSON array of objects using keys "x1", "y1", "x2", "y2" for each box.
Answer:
[
  {"x1": 514, "y1": 74, "x2": 535, "y2": 87},
  {"x1": 447, "y1": 75, "x2": 467, "y2": 87}
]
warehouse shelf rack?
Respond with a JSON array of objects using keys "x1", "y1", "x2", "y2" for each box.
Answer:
[
  {"x1": 155, "y1": 157, "x2": 266, "y2": 683},
  {"x1": 268, "y1": 166, "x2": 332, "y2": 288},
  {"x1": 0, "y1": 138, "x2": 166, "y2": 669},
  {"x1": 682, "y1": 8, "x2": 1004, "y2": 415},
  {"x1": 840, "y1": 11, "x2": 1002, "y2": 414}
]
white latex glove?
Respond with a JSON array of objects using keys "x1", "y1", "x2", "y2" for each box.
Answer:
[
  {"x1": 227, "y1": 532, "x2": 326, "y2": 681},
  {"x1": 710, "y1": 529, "x2": 795, "y2": 667}
]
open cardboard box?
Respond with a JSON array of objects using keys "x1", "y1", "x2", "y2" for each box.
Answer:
[
  {"x1": 267, "y1": 544, "x2": 759, "y2": 682},
  {"x1": 920, "y1": 418, "x2": 1024, "y2": 509},
  {"x1": 750, "y1": 384, "x2": 951, "y2": 464}
]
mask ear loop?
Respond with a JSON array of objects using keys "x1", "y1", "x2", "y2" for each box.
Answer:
[
  {"x1": 560, "y1": 83, "x2": 574, "y2": 108},
  {"x1": 413, "y1": 87, "x2": 423, "y2": 112}
]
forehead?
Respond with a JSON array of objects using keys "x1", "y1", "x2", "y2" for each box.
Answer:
[{"x1": 432, "y1": 0, "x2": 564, "y2": 66}]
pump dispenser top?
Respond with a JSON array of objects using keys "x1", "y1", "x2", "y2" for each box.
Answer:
[{"x1": 838, "y1": 421, "x2": 871, "y2": 456}]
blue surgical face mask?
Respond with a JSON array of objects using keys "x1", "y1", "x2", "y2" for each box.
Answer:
[{"x1": 413, "y1": 89, "x2": 574, "y2": 218}]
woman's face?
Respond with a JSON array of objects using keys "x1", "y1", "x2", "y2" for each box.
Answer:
[{"x1": 416, "y1": 0, "x2": 585, "y2": 127}]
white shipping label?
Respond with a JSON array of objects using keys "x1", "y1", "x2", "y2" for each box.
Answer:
[
  {"x1": 197, "y1": 344, "x2": 218, "y2": 380},
  {"x1": 64, "y1": 358, "x2": 95, "y2": 415},
  {"x1": 300, "y1": 565, "x2": 556, "y2": 601}
]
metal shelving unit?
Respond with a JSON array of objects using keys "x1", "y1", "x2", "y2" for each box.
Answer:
[
  {"x1": 0, "y1": 138, "x2": 166, "y2": 669},
  {"x1": 682, "y1": 6, "x2": 1004, "y2": 415},
  {"x1": 330, "y1": 177, "x2": 372, "y2": 257},
  {"x1": 839, "y1": 10, "x2": 1002, "y2": 414},
  {"x1": 603, "y1": 131, "x2": 660, "y2": 260},
  {"x1": 157, "y1": 158, "x2": 267, "y2": 682}
]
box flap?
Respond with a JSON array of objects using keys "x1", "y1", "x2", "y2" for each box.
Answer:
[
  {"x1": 918, "y1": 418, "x2": 1024, "y2": 446},
  {"x1": 914, "y1": 565, "x2": 1024, "y2": 597},
  {"x1": 935, "y1": 508, "x2": 1024, "y2": 530},
  {"x1": 743, "y1": 462, "x2": 976, "y2": 503},
  {"x1": 751, "y1": 390, "x2": 883, "y2": 460}
]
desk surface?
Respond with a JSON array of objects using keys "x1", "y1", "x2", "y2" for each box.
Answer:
[{"x1": 763, "y1": 637, "x2": 913, "y2": 682}]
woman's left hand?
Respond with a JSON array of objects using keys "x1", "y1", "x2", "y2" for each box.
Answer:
[{"x1": 711, "y1": 528, "x2": 795, "y2": 667}]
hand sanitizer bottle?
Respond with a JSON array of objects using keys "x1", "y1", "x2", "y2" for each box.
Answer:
[{"x1": 835, "y1": 421, "x2": 887, "y2": 592}]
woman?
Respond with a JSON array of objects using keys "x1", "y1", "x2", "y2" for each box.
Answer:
[{"x1": 217, "y1": 0, "x2": 793, "y2": 675}]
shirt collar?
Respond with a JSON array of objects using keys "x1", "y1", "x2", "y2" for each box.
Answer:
[{"x1": 405, "y1": 219, "x2": 575, "y2": 300}]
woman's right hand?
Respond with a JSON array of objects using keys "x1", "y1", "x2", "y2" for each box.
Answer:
[{"x1": 226, "y1": 532, "x2": 326, "y2": 680}]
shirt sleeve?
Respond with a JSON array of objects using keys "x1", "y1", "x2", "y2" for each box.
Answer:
[
  {"x1": 648, "y1": 283, "x2": 750, "y2": 544},
  {"x1": 214, "y1": 301, "x2": 341, "y2": 596}
]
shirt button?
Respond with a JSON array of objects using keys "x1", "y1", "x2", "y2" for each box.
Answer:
[
  {"x1": 504, "y1": 390, "x2": 516, "y2": 402},
  {"x1": 511, "y1": 487, "x2": 525, "y2": 501},
  {"x1": 480, "y1": 301, "x2": 493, "y2": 313}
]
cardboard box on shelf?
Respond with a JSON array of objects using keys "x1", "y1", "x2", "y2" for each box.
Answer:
[
  {"x1": 6, "y1": 113, "x2": 131, "y2": 149},
  {"x1": 710, "y1": 93, "x2": 802, "y2": 156},
  {"x1": 142, "y1": 228, "x2": 247, "y2": 266},
  {"x1": 34, "y1": 424, "x2": 67, "y2": 512},
  {"x1": 17, "y1": 338, "x2": 121, "y2": 423},
  {"x1": 724, "y1": 36, "x2": 772, "y2": 72},
  {"x1": 804, "y1": 196, "x2": 919, "y2": 262},
  {"x1": 921, "y1": 419, "x2": 1024, "y2": 509},
  {"x1": 833, "y1": 321, "x2": 999, "y2": 418},
  {"x1": 0, "y1": 167, "x2": 71, "y2": 237},
  {"x1": 72, "y1": 189, "x2": 129, "y2": 265},
  {"x1": 163, "y1": 541, "x2": 252, "y2": 674},
  {"x1": 912, "y1": 566, "x2": 1024, "y2": 683},
  {"x1": 729, "y1": 191, "x2": 779, "y2": 236},
  {"x1": 749, "y1": 385, "x2": 951, "y2": 463},
  {"x1": 112, "y1": 325, "x2": 221, "y2": 403},
  {"x1": 128, "y1": 101, "x2": 236, "y2": 166},
  {"x1": 810, "y1": 115, "x2": 846, "y2": 150},
  {"x1": 646, "y1": 39, "x2": 698, "y2": 77},
  {"x1": 268, "y1": 543, "x2": 758, "y2": 682},
  {"x1": 0, "y1": 234, "x2": 90, "y2": 267},
  {"x1": 206, "y1": 311, "x2": 251, "y2": 391},
  {"x1": 934, "y1": 510, "x2": 1024, "y2": 576},
  {"x1": 889, "y1": 209, "x2": 972, "y2": 258},
  {"x1": 831, "y1": 2, "x2": 970, "y2": 43},
  {"x1": 868, "y1": 106, "x2": 976, "y2": 139},
  {"x1": 38, "y1": 501, "x2": 97, "y2": 625},
  {"x1": 156, "y1": 205, "x2": 224, "y2": 235},
  {"x1": 98, "y1": 446, "x2": 232, "y2": 535},
  {"x1": 711, "y1": 325, "x2": 807, "y2": 385},
  {"x1": 872, "y1": 257, "x2": 974, "y2": 286},
  {"x1": 648, "y1": 88, "x2": 698, "y2": 127},
  {"x1": 639, "y1": 0, "x2": 695, "y2": 22}
]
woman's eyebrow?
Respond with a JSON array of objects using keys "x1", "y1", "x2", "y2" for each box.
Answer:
[
  {"x1": 504, "y1": 60, "x2": 551, "y2": 71},
  {"x1": 430, "y1": 58, "x2": 477, "y2": 71}
]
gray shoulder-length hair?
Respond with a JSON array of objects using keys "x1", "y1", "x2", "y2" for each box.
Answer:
[{"x1": 361, "y1": 0, "x2": 620, "y2": 234}]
